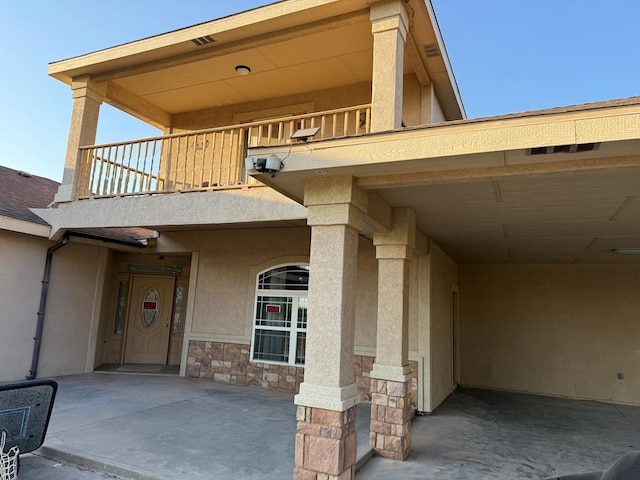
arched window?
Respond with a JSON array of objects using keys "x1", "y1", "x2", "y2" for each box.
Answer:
[{"x1": 251, "y1": 265, "x2": 309, "y2": 365}]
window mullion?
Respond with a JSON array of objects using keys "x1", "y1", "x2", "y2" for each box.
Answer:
[{"x1": 289, "y1": 297, "x2": 299, "y2": 365}]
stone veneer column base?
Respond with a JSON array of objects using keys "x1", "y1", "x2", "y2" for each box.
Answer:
[
  {"x1": 370, "y1": 378, "x2": 413, "y2": 460},
  {"x1": 294, "y1": 405, "x2": 358, "y2": 480}
]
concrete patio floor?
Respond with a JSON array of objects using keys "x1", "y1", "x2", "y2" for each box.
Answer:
[
  {"x1": 20, "y1": 374, "x2": 640, "y2": 480},
  {"x1": 26, "y1": 373, "x2": 371, "y2": 480},
  {"x1": 358, "y1": 387, "x2": 640, "y2": 479}
]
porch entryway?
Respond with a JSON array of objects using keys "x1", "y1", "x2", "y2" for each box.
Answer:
[{"x1": 99, "y1": 253, "x2": 191, "y2": 373}]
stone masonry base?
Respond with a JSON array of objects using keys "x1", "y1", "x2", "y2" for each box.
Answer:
[
  {"x1": 294, "y1": 405, "x2": 358, "y2": 480},
  {"x1": 187, "y1": 340, "x2": 418, "y2": 409},
  {"x1": 370, "y1": 378, "x2": 413, "y2": 460}
]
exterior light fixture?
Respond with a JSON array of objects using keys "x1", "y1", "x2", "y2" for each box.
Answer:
[
  {"x1": 235, "y1": 65, "x2": 251, "y2": 75},
  {"x1": 611, "y1": 248, "x2": 640, "y2": 255}
]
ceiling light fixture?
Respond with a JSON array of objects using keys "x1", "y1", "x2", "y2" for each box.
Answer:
[
  {"x1": 611, "y1": 248, "x2": 640, "y2": 255},
  {"x1": 235, "y1": 65, "x2": 251, "y2": 75}
]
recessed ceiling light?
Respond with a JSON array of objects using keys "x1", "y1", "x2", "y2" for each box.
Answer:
[
  {"x1": 235, "y1": 65, "x2": 251, "y2": 75},
  {"x1": 315, "y1": 170, "x2": 328, "y2": 175}
]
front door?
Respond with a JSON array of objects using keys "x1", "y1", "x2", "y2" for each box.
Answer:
[{"x1": 124, "y1": 275, "x2": 175, "y2": 364}]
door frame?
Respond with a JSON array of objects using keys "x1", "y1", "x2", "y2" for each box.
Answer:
[{"x1": 451, "y1": 283, "x2": 460, "y2": 388}]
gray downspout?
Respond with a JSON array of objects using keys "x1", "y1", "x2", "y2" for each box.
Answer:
[{"x1": 26, "y1": 233, "x2": 70, "y2": 380}]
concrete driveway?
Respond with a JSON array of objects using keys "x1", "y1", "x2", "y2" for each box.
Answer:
[{"x1": 18, "y1": 374, "x2": 640, "y2": 480}]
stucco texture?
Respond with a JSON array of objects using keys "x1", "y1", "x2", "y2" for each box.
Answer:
[
  {"x1": 0, "y1": 230, "x2": 49, "y2": 381},
  {"x1": 0, "y1": 231, "x2": 106, "y2": 381},
  {"x1": 38, "y1": 243, "x2": 107, "y2": 378},
  {"x1": 459, "y1": 264, "x2": 640, "y2": 405},
  {"x1": 425, "y1": 243, "x2": 458, "y2": 411},
  {"x1": 153, "y1": 227, "x2": 386, "y2": 354}
]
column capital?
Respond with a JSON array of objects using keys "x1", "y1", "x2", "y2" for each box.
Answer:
[
  {"x1": 375, "y1": 244, "x2": 414, "y2": 261},
  {"x1": 71, "y1": 75, "x2": 107, "y2": 102},
  {"x1": 370, "y1": 0, "x2": 409, "y2": 40},
  {"x1": 305, "y1": 176, "x2": 367, "y2": 230},
  {"x1": 373, "y1": 207, "x2": 416, "y2": 250}
]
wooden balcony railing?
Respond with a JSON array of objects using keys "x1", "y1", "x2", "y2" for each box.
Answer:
[{"x1": 76, "y1": 104, "x2": 371, "y2": 199}]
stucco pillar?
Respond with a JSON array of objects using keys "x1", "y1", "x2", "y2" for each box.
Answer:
[
  {"x1": 54, "y1": 76, "x2": 105, "y2": 203},
  {"x1": 294, "y1": 176, "x2": 366, "y2": 480},
  {"x1": 370, "y1": 0, "x2": 409, "y2": 132},
  {"x1": 370, "y1": 207, "x2": 416, "y2": 460}
]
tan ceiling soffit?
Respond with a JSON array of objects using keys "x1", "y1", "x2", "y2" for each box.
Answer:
[
  {"x1": 47, "y1": 1, "x2": 370, "y2": 82},
  {"x1": 356, "y1": 155, "x2": 640, "y2": 189},
  {"x1": 93, "y1": 10, "x2": 369, "y2": 84}
]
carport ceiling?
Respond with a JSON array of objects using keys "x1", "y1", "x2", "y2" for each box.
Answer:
[{"x1": 376, "y1": 167, "x2": 640, "y2": 263}]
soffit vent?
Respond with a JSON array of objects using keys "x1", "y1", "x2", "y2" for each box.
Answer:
[
  {"x1": 423, "y1": 43, "x2": 440, "y2": 58},
  {"x1": 192, "y1": 35, "x2": 215, "y2": 46},
  {"x1": 527, "y1": 143, "x2": 600, "y2": 156}
]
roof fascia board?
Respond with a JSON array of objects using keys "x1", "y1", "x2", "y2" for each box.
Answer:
[
  {"x1": 254, "y1": 103, "x2": 640, "y2": 172},
  {"x1": 420, "y1": 0, "x2": 465, "y2": 119},
  {"x1": 0, "y1": 215, "x2": 51, "y2": 237}
]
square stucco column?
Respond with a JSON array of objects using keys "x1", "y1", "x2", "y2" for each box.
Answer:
[
  {"x1": 54, "y1": 76, "x2": 105, "y2": 203},
  {"x1": 370, "y1": 0, "x2": 409, "y2": 132},
  {"x1": 294, "y1": 176, "x2": 366, "y2": 480},
  {"x1": 370, "y1": 207, "x2": 416, "y2": 460}
]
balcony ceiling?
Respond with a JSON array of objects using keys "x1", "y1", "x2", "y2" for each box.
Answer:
[
  {"x1": 112, "y1": 19, "x2": 380, "y2": 114},
  {"x1": 48, "y1": 0, "x2": 463, "y2": 120}
]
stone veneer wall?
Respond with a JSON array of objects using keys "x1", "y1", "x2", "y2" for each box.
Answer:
[{"x1": 187, "y1": 340, "x2": 418, "y2": 407}]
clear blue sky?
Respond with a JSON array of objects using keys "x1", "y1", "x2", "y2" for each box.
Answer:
[{"x1": 0, "y1": 0, "x2": 638, "y2": 181}]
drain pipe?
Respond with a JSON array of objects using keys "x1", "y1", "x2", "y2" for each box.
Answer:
[{"x1": 26, "y1": 233, "x2": 70, "y2": 380}]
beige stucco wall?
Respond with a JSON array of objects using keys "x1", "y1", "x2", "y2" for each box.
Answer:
[
  {"x1": 171, "y1": 82, "x2": 372, "y2": 132},
  {"x1": 152, "y1": 227, "x2": 387, "y2": 356},
  {"x1": 402, "y1": 73, "x2": 422, "y2": 127},
  {"x1": 459, "y1": 264, "x2": 640, "y2": 405},
  {"x1": 0, "y1": 230, "x2": 49, "y2": 382},
  {"x1": 0, "y1": 230, "x2": 107, "y2": 381},
  {"x1": 423, "y1": 242, "x2": 458, "y2": 411},
  {"x1": 431, "y1": 91, "x2": 446, "y2": 123},
  {"x1": 38, "y1": 242, "x2": 108, "y2": 378}
]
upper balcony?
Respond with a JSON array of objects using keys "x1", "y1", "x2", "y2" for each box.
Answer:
[
  {"x1": 45, "y1": 0, "x2": 464, "y2": 231},
  {"x1": 76, "y1": 104, "x2": 371, "y2": 199}
]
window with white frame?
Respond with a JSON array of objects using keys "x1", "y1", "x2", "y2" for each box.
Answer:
[{"x1": 251, "y1": 265, "x2": 309, "y2": 365}]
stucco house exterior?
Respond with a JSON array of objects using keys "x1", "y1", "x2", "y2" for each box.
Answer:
[
  {"x1": 19, "y1": 0, "x2": 640, "y2": 478},
  {"x1": 0, "y1": 165, "x2": 152, "y2": 383}
]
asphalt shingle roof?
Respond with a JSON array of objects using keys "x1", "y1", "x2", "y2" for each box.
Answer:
[
  {"x1": 0, "y1": 165, "x2": 59, "y2": 225},
  {"x1": 0, "y1": 165, "x2": 155, "y2": 246}
]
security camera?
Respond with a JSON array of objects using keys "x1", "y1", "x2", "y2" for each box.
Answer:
[{"x1": 245, "y1": 154, "x2": 283, "y2": 178}]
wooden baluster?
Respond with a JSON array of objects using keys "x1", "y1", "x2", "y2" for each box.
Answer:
[
  {"x1": 217, "y1": 130, "x2": 226, "y2": 186},
  {"x1": 148, "y1": 139, "x2": 159, "y2": 191},
  {"x1": 207, "y1": 131, "x2": 217, "y2": 188},
  {"x1": 267, "y1": 124, "x2": 273, "y2": 147},
  {"x1": 87, "y1": 148, "x2": 99, "y2": 197},
  {"x1": 227, "y1": 128, "x2": 236, "y2": 185}
]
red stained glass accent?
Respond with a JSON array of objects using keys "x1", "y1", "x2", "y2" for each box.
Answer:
[
  {"x1": 143, "y1": 301, "x2": 157, "y2": 310},
  {"x1": 266, "y1": 305, "x2": 280, "y2": 313}
]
